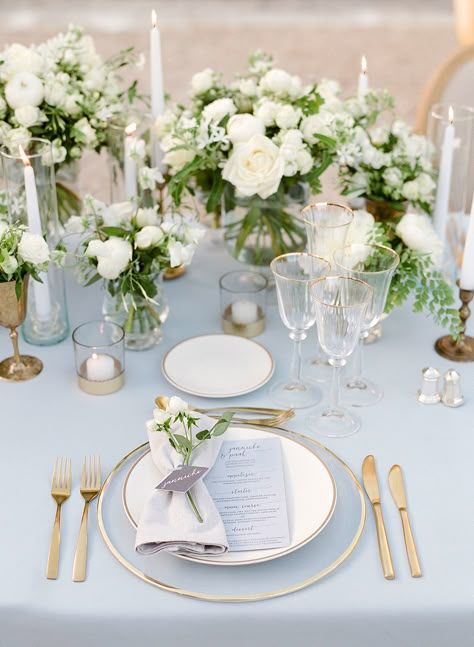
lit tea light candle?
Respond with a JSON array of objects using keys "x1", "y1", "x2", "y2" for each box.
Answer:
[
  {"x1": 357, "y1": 55, "x2": 369, "y2": 101},
  {"x1": 433, "y1": 106, "x2": 455, "y2": 239},
  {"x1": 231, "y1": 300, "x2": 259, "y2": 325},
  {"x1": 18, "y1": 144, "x2": 52, "y2": 321},
  {"x1": 86, "y1": 353, "x2": 115, "y2": 381},
  {"x1": 124, "y1": 122, "x2": 137, "y2": 199}
]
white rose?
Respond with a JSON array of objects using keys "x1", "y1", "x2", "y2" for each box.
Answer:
[
  {"x1": 222, "y1": 133, "x2": 284, "y2": 199},
  {"x1": 2, "y1": 44, "x2": 44, "y2": 80},
  {"x1": 346, "y1": 210, "x2": 376, "y2": 245},
  {"x1": 300, "y1": 114, "x2": 332, "y2": 142},
  {"x1": 44, "y1": 79, "x2": 67, "y2": 106},
  {"x1": 168, "y1": 241, "x2": 196, "y2": 267},
  {"x1": 136, "y1": 207, "x2": 159, "y2": 228},
  {"x1": 5, "y1": 73, "x2": 44, "y2": 109},
  {"x1": 369, "y1": 126, "x2": 390, "y2": 146},
  {"x1": 191, "y1": 68, "x2": 215, "y2": 94},
  {"x1": 86, "y1": 239, "x2": 107, "y2": 257},
  {"x1": 73, "y1": 117, "x2": 97, "y2": 147},
  {"x1": 396, "y1": 212, "x2": 444, "y2": 266},
  {"x1": 254, "y1": 100, "x2": 279, "y2": 127},
  {"x1": 202, "y1": 98, "x2": 237, "y2": 124},
  {"x1": 94, "y1": 238, "x2": 132, "y2": 280},
  {"x1": 296, "y1": 149, "x2": 313, "y2": 174},
  {"x1": 14, "y1": 106, "x2": 40, "y2": 128},
  {"x1": 0, "y1": 255, "x2": 18, "y2": 275},
  {"x1": 260, "y1": 69, "x2": 301, "y2": 98},
  {"x1": 152, "y1": 408, "x2": 171, "y2": 424},
  {"x1": 167, "y1": 396, "x2": 189, "y2": 415},
  {"x1": 239, "y1": 78, "x2": 257, "y2": 96},
  {"x1": 401, "y1": 179, "x2": 420, "y2": 202},
  {"x1": 275, "y1": 105, "x2": 301, "y2": 129},
  {"x1": 17, "y1": 232, "x2": 50, "y2": 265},
  {"x1": 103, "y1": 202, "x2": 134, "y2": 227},
  {"x1": 383, "y1": 167, "x2": 403, "y2": 188},
  {"x1": 227, "y1": 114, "x2": 265, "y2": 144},
  {"x1": 135, "y1": 225, "x2": 164, "y2": 249}
]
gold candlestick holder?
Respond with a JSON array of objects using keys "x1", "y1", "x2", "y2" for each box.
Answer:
[{"x1": 435, "y1": 280, "x2": 474, "y2": 362}]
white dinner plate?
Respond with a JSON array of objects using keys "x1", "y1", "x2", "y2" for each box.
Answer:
[
  {"x1": 161, "y1": 334, "x2": 275, "y2": 398},
  {"x1": 123, "y1": 425, "x2": 337, "y2": 566}
]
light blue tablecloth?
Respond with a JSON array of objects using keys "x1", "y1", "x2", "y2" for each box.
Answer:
[{"x1": 1, "y1": 236, "x2": 473, "y2": 647}]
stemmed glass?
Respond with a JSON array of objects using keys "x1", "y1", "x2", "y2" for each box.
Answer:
[
  {"x1": 334, "y1": 243, "x2": 400, "y2": 406},
  {"x1": 270, "y1": 252, "x2": 331, "y2": 408},
  {"x1": 307, "y1": 276, "x2": 373, "y2": 438},
  {"x1": 300, "y1": 203, "x2": 354, "y2": 380}
]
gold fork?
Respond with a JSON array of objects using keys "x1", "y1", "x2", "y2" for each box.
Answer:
[
  {"x1": 72, "y1": 456, "x2": 101, "y2": 582},
  {"x1": 46, "y1": 458, "x2": 72, "y2": 580}
]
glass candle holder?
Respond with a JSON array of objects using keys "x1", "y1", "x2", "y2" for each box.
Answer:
[
  {"x1": 219, "y1": 270, "x2": 267, "y2": 337},
  {"x1": 0, "y1": 138, "x2": 70, "y2": 346},
  {"x1": 72, "y1": 321, "x2": 125, "y2": 395}
]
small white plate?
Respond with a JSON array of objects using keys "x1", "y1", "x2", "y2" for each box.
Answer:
[
  {"x1": 123, "y1": 425, "x2": 337, "y2": 566},
  {"x1": 162, "y1": 334, "x2": 275, "y2": 398}
]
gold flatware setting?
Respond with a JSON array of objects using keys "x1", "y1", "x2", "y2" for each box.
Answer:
[
  {"x1": 389, "y1": 465, "x2": 422, "y2": 578},
  {"x1": 72, "y1": 456, "x2": 102, "y2": 583},
  {"x1": 362, "y1": 455, "x2": 395, "y2": 580},
  {"x1": 46, "y1": 457, "x2": 72, "y2": 580}
]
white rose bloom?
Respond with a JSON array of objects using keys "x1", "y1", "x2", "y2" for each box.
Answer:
[
  {"x1": 86, "y1": 239, "x2": 107, "y2": 258},
  {"x1": 202, "y1": 98, "x2": 237, "y2": 125},
  {"x1": 0, "y1": 97, "x2": 7, "y2": 119},
  {"x1": 44, "y1": 79, "x2": 66, "y2": 106},
  {"x1": 152, "y1": 408, "x2": 171, "y2": 425},
  {"x1": 254, "y1": 100, "x2": 279, "y2": 127},
  {"x1": 346, "y1": 210, "x2": 376, "y2": 245},
  {"x1": 153, "y1": 110, "x2": 177, "y2": 139},
  {"x1": 383, "y1": 167, "x2": 403, "y2": 188},
  {"x1": 0, "y1": 255, "x2": 18, "y2": 275},
  {"x1": 103, "y1": 202, "x2": 134, "y2": 227},
  {"x1": 14, "y1": 106, "x2": 40, "y2": 128},
  {"x1": 296, "y1": 149, "x2": 313, "y2": 174},
  {"x1": 94, "y1": 238, "x2": 132, "y2": 280},
  {"x1": 301, "y1": 113, "x2": 334, "y2": 143},
  {"x1": 191, "y1": 68, "x2": 215, "y2": 94},
  {"x1": 5, "y1": 72, "x2": 44, "y2": 109},
  {"x1": 167, "y1": 396, "x2": 189, "y2": 415},
  {"x1": 74, "y1": 118, "x2": 97, "y2": 147},
  {"x1": 135, "y1": 225, "x2": 164, "y2": 249},
  {"x1": 136, "y1": 207, "x2": 159, "y2": 228},
  {"x1": 370, "y1": 126, "x2": 390, "y2": 146},
  {"x1": 401, "y1": 179, "x2": 420, "y2": 202},
  {"x1": 239, "y1": 78, "x2": 257, "y2": 96},
  {"x1": 222, "y1": 133, "x2": 284, "y2": 199},
  {"x1": 168, "y1": 240, "x2": 196, "y2": 267},
  {"x1": 396, "y1": 212, "x2": 444, "y2": 266},
  {"x1": 227, "y1": 114, "x2": 265, "y2": 144},
  {"x1": 260, "y1": 69, "x2": 301, "y2": 98},
  {"x1": 2, "y1": 44, "x2": 44, "y2": 80},
  {"x1": 17, "y1": 232, "x2": 50, "y2": 265},
  {"x1": 275, "y1": 105, "x2": 301, "y2": 129}
]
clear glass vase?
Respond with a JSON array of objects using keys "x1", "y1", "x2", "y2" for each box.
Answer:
[
  {"x1": 222, "y1": 182, "x2": 308, "y2": 266},
  {"x1": 55, "y1": 160, "x2": 82, "y2": 224},
  {"x1": 102, "y1": 273, "x2": 169, "y2": 351}
]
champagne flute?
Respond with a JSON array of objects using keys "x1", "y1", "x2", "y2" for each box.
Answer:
[
  {"x1": 270, "y1": 252, "x2": 331, "y2": 408},
  {"x1": 334, "y1": 243, "x2": 400, "y2": 406},
  {"x1": 307, "y1": 276, "x2": 372, "y2": 437}
]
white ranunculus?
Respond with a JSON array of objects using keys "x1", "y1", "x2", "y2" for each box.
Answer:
[
  {"x1": 396, "y1": 212, "x2": 444, "y2": 266},
  {"x1": 17, "y1": 232, "x2": 50, "y2": 265},
  {"x1": 275, "y1": 105, "x2": 301, "y2": 129},
  {"x1": 0, "y1": 255, "x2": 18, "y2": 275},
  {"x1": 73, "y1": 117, "x2": 97, "y2": 147},
  {"x1": 14, "y1": 106, "x2": 40, "y2": 128},
  {"x1": 168, "y1": 241, "x2": 196, "y2": 267},
  {"x1": 260, "y1": 69, "x2": 301, "y2": 98},
  {"x1": 227, "y1": 114, "x2": 265, "y2": 144},
  {"x1": 369, "y1": 126, "x2": 390, "y2": 146},
  {"x1": 136, "y1": 207, "x2": 159, "y2": 228},
  {"x1": 135, "y1": 225, "x2": 164, "y2": 249},
  {"x1": 346, "y1": 210, "x2": 376, "y2": 245},
  {"x1": 202, "y1": 98, "x2": 237, "y2": 124},
  {"x1": 383, "y1": 167, "x2": 403, "y2": 188},
  {"x1": 95, "y1": 238, "x2": 132, "y2": 280},
  {"x1": 401, "y1": 179, "x2": 420, "y2": 202},
  {"x1": 1, "y1": 44, "x2": 44, "y2": 80},
  {"x1": 5, "y1": 72, "x2": 44, "y2": 109},
  {"x1": 191, "y1": 68, "x2": 215, "y2": 95},
  {"x1": 222, "y1": 133, "x2": 284, "y2": 199},
  {"x1": 254, "y1": 100, "x2": 279, "y2": 127},
  {"x1": 167, "y1": 396, "x2": 189, "y2": 415},
  {"x1": 103, "y1": 202, "x2": 134, "y2": 227},
  {"x1": 86, "y1": 239, "x2": 108, "y2": 258}
]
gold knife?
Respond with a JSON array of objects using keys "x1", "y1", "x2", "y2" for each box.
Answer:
[
  {"x1": 362, "y1": 455, "x2": 395, "y2": 580},
  {"x1": 388, "y1": 465, "x2": 422, "y2": 578}
]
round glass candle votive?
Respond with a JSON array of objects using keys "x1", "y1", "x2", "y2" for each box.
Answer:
[
  {"x1": 72, "y1": 321, "x2": 125, "y2": 395},
  {"x1": 219, "y1": 270, "x2": 267, "y2": 337}
]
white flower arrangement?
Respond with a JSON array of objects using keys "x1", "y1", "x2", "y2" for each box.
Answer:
[{"x1": 0, "y1": 220, "x2": 49, "y2": 296}]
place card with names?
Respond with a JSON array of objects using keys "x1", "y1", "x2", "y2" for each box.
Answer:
[{"x1": 205, "y1": 436, "x2": 290, "y2": 551}]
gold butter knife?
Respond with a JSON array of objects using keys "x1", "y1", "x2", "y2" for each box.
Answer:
[
  {"x1": 388, "y1": 465, "x2": 422, "y2": 578},
  {"x1": 362, "y1": 455, "x2": 395, "y2": 580}
]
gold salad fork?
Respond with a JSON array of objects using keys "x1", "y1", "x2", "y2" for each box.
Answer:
[
  {"x1": 72, "y1": 456, "x2": 101, "y2": 582},
  {"x1": 46, "y1": 457, "x2": 72, "y2": 580}
]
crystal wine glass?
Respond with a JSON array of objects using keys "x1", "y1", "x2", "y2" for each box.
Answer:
[
  {"x1": 300, "y1": 202, "x2": 354, "y2": 381},
  {"x1": 270, "y1": 252, "x2": 331, "y2": 408},
  {"x1": 334, "y1": 243, "x2": 400, "y2": 406},
  {"x1": 307, "y1": 276, "x2": 373, "y2": 437}
]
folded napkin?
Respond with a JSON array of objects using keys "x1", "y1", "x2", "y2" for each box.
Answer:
[{"x1": 135, "y1": 412, "x2": 229, "y2": 556}]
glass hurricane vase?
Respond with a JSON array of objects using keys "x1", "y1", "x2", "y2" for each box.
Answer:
[
  {"x1": 222, "y1": 182, "x2": 308, "y2": 267},
  {"x1": 102, "y1": 273, "x2": 169, "y2": 351}
]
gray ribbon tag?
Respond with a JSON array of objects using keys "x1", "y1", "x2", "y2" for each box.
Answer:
[{"x1": 156, "y1": 465, "x2": 209, "y2": 493}]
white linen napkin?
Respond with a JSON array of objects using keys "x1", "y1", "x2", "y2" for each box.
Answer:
[{"x1": 135, "y1": 413, "x2": 229, "y2": 556}]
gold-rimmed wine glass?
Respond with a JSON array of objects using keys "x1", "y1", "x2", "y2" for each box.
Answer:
[{"x1": 0, "y1": 277, "x2": 43, "y2": 381}]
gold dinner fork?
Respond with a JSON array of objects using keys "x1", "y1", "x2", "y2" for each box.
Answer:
[
  {"x1": 72, "y1": 456, "x2": 101, "y2": 582},
  {"x1": 46, "y1": 457, "x2": 72, "y2": 580}
]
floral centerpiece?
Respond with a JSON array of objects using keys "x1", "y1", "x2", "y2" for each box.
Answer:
[
  {"x1": 0, "y1": 25, "x2": 143, "y2": 219},
  {"x1": 154, "y1": 52, "x2": 336, "y2": 265},
  {"x1": 0, "y1": 220, "x2": 50, "y2": 293},
  {"x1": 60, "y1": 194, "x2": 205, "y2": 350}
]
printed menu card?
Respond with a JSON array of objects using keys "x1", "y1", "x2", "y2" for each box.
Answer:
[{"x1": 205, "y1": 437, "x2": 290, "y2": 551}]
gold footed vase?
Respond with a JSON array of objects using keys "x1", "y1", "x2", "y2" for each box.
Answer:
[{"x1": 0, "y1": 277, "x2": 43, "y2": 381}]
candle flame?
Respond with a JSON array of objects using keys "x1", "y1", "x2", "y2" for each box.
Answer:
[
  {"x1": 361, "y1": 55, "x2": 367, "y2": 75},
  {"x1": 151, "y1": 9, "x2": 157, "y2": 28},
  {"x1": 449, "y1": 105, "x2": 454, "y2": 124},
  {"x1": 92, "y1": 353, "x2": 98, "y2": 360},
  {"x1": 125, "y1": 122, "x2": 137, "y2": 136},
  {"x1": 18, "y1": 144, "x2": 30, "y2": 167}
]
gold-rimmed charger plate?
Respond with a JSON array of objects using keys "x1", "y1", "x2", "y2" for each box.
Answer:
[{"x1": 97, "y1": 427, "x2": 366, "y2": 602}]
